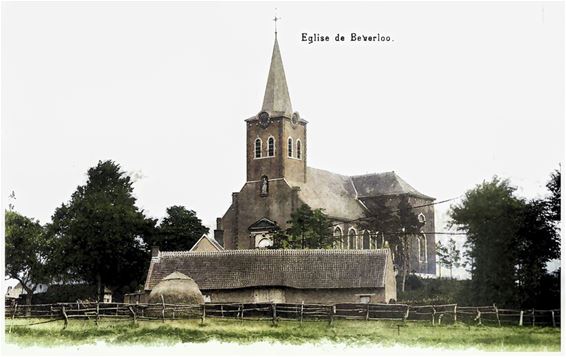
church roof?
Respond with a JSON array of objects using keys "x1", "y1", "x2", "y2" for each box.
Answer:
[
  {"x1": 145, "y1": 249, "x2": 392, "y2": 291},
  {"x1": 351, "y1": 171, "x2": 434, "y2": 200},
  {"x1": 288, "y1": 168, "x2": 433, "y2": 221},
  {"x1": 261, "y1": 38, "x2": 293, "y2": 118},
  {"x1": 288, "y1": 167, "x2": 365, "y2": 221}
]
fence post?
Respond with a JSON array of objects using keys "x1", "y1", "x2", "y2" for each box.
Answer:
[
  {"x1": 365, "y1": 304, "x2": 370, "y2": 321},
  {"x1": 300, "y1": 302, "x2": 304, "y2": 325},
  {"x1": 201, "y1": 304, "x2": 206, "y2": 324},
  {"x1": 160, "y1": 295, "x2": 165, "y2": 323},
  {"x1": 431, "y1": 306, "x2": 436, "y2": 326},
  {"x1": 475, "y1": 308, "x2": 482, "y2": 325},
  {"x1": 531, "y1": 308, "x2": 535, "y2": 327},
  {"x1": 95, "y1": 301, "x2": 100, "y2": 326},
  {"x1": 128, "y1": 306, "x2": 137, "y2": 324},
  {"x1": 272, "y1": 303, "x2": 277, "y2": 326},
  {"x1": 62, "y1": 305, "x2": 69, "y2": 330},
  {"x1": 493, "y1": 304, "x2": 501, "y2": 327},
  {"x1": 519, "y1": 310, "x2": 523, "y2": 326},
  {"x1": 8, "y1": 303, "x2": 18, "y2": 334},
  {"x1": 403, "y1": 305, "x2": 410, "y2": 323},
  {"x1": 221, "y1": 304, "x2": 224, "y2": 318},
  {"x1": 551, "y1": 310, "x2": 556, "y2": 328},
  {"x1": 240, "y1": 304, "x2": 244, "y2": 320},
  {"x1": 328, "y1": 305, "x2": 334, "y2": 326},
  {"x1": 454, "y1": 304, "x2": 457, "y2": 324}
]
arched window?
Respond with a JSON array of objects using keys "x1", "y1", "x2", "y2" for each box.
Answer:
[
  {"x1": 419, "y1": 234, "x2": 427, "y2": 262},
  {"x1": 333, "y1": 227, "x2": 343, "y2": 249},
  {"x1": 363, "y1": 230, "x2": 370, "y2": 250},
  {"x1": 287, "y1": 137, "x2": 293, "y2": 157},
  {"x1": 348, "y1": 228, "x2": 357, "y2": 249},
  {"x1": 255, "y1": 138, "x2": 262, "y2": 158},
  {"x1": 267, "y1": 137, "x2": 275, "y2": 157},
  {"x1": 296, "y1": 139, "x2": 302, "y2": 159}
]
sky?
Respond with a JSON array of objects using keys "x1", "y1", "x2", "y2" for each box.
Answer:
[{"x1": 2, "y1": 2, "x2": 564, "y2": 281}]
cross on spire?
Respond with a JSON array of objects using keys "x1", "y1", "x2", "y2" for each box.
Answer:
[{"x1": 273, "y1": 8, "x2": 281, "y2": 38}]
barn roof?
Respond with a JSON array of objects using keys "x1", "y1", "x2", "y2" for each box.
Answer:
[{"x1": 145, "y1": 249, "x2": 393, "y2": 291}]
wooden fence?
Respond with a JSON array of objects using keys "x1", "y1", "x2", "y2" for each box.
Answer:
[{"x1": 5, "y1": 301, "x2": 560, "y2": 328}]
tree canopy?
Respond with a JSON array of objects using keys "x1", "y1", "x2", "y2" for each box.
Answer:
[
  {"x1": 272, "y1": 204, "x2": 334, "y2": 249},
  {"x1": 360, "y1": 196, "x2": 423, "y2": 292},
  {"x1": 47, "y1": 160, "x2": 156, "y2": 300},
  {"x1": 150, "y1": 205, "x2": 209, "y2": 251},
  {"x1": 449, "y1": 171, "x2": 561, "y2": 308},
  {"x1": 5, "y1": 210, "x2": 51, "y2": 305}
]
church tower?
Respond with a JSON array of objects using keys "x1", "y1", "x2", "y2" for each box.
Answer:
[{"x1": 245, "y1": 37, "x2": 307, "y2": 185}]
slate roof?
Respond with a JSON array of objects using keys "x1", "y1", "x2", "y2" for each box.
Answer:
[
  {"x1": 145, "y1": 249, "x2": 392, "y2": 291},
  {"x1": 288, "y1": 167, "x2": 365, "y2": 221},
  {"x1": 351, "y1": 172, "x2": 434, "y2": 200},
  {"x1": 287, "y1": 168, "x2": 434, "y2": 221},
  {"x1": 261, "y1": 38, "x2": 293, "y2": 118}
]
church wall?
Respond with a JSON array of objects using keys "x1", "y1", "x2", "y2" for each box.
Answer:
[
  {"x1": 219, "y1": 200, "x2": 238, "y2": 250},
  {"x1": 222, "y1": 179, "x2": 299, "y2": 249}
]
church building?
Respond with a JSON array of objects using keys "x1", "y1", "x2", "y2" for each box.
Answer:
[{"x1": 214, "y1": 35, "x2": 436, "y2": 275}]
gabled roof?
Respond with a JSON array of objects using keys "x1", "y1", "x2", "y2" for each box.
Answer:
[
  {"x1": 261, "y1": 38, "x2": 293, "y2": 118},
  {"x1": 145, "y1": 249, "x2": 393, "y2": 291},
  {"x1": 189, "y1": 234, "x2": 224, "y2": 252},
  {"x1": 288, "y1": 167, "x2": 365, "y2": 221},
  {"x1": 248, "y1": 217, "x2": 279, "y2": 231},
  {"x1": 351, "y1": 171, "x2": 434, "y2": 200}
]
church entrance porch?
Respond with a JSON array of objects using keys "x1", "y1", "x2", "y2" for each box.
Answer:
[{"x1": 248, "y1": 217, "x2": 280, "y2": 248}]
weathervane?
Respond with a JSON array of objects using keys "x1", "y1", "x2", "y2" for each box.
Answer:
[{"x1": 273, "y1": 8, "x2": 281, "y2": 38}]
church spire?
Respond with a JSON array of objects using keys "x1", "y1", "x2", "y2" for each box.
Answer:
[{"x1": 261, "y1": 35, "x2": 293, "y2": 117}]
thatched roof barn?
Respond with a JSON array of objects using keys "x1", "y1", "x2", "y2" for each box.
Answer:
[
  {"x1": 148, "y1": 271, "x2": 204, "y2": 304},
  {"x1": 145, "y1": 249, "x2": 396, "y2": 304}
]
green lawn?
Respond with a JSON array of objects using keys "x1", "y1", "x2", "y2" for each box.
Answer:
[{"x1": 5, "y1": 317, "x2": 560, "y2": 351}]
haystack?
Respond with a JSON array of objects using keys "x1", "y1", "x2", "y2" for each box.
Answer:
[{"x1": 148, "y1": 271, "x2": 204, "y2": 304}]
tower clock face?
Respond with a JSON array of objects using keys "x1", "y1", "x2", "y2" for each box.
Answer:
[{"x1": 258, "y1": 111, "x2": 270, "y2": 128}]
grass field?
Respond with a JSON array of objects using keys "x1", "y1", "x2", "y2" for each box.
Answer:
[{"x1": 5, "y1": 317, "x2": 561, "y2": 351}]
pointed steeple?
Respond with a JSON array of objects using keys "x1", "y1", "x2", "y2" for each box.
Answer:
[{"x1": 261, "y1": 38, "x2": 293, "y2": 117}]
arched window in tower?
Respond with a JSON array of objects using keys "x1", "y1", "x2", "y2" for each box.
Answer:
[
  {"x1": 255, "y1": 138, "x2": 262, "y2": 158},
  {"x1": 267, "y1": 137, "x2": 275, "y2": 157},
  {"x1": 419, "y1": 233, "x2": 427, "y2": 262},
  {"x1": 260, "y1": 176, "x2": 269, "y2": 196},
  {"x1": 296, "y1": 139, "x2": 302, "y2": 159},
  {"x1": 348, "y1": 228, "x2": 357, "y2": 249},
  {"x1": 362, "y1": 230, "x2": 370, "y2": 250},
  {"x1": 333, "y1": 227, "x2": 343, "y2": 249},
  {"x1": 287, "y1": 137, "x2": 293, "y2": 157}
]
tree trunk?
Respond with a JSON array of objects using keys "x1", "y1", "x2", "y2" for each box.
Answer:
[
  {"x1": 24, "y1": 286, "x2": 34, "y2": 316},
  {"x1": 96, "y1": 273, "x2": 102, "y2": 302},
  {"x1": 450, "y1": 265, "x2": 453, "y2": 279}
]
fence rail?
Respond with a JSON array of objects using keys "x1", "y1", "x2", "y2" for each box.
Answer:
[{"x1": 5, "y1": 301, "x2": 560, "y2": 328}]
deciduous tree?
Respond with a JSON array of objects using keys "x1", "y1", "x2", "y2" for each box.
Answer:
[
  {"x1": 272, "y1": 204, "x2": 333, "y2": 249},
  {"x1": 5, "y1": 210, "x2": 51, "y2": 307},
  {"x1": 150, "y1": 206, "x2": 209, "y2": 251},
  {"x1": 48, "y1": 160, "x2": 156, "y2": 300}
]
